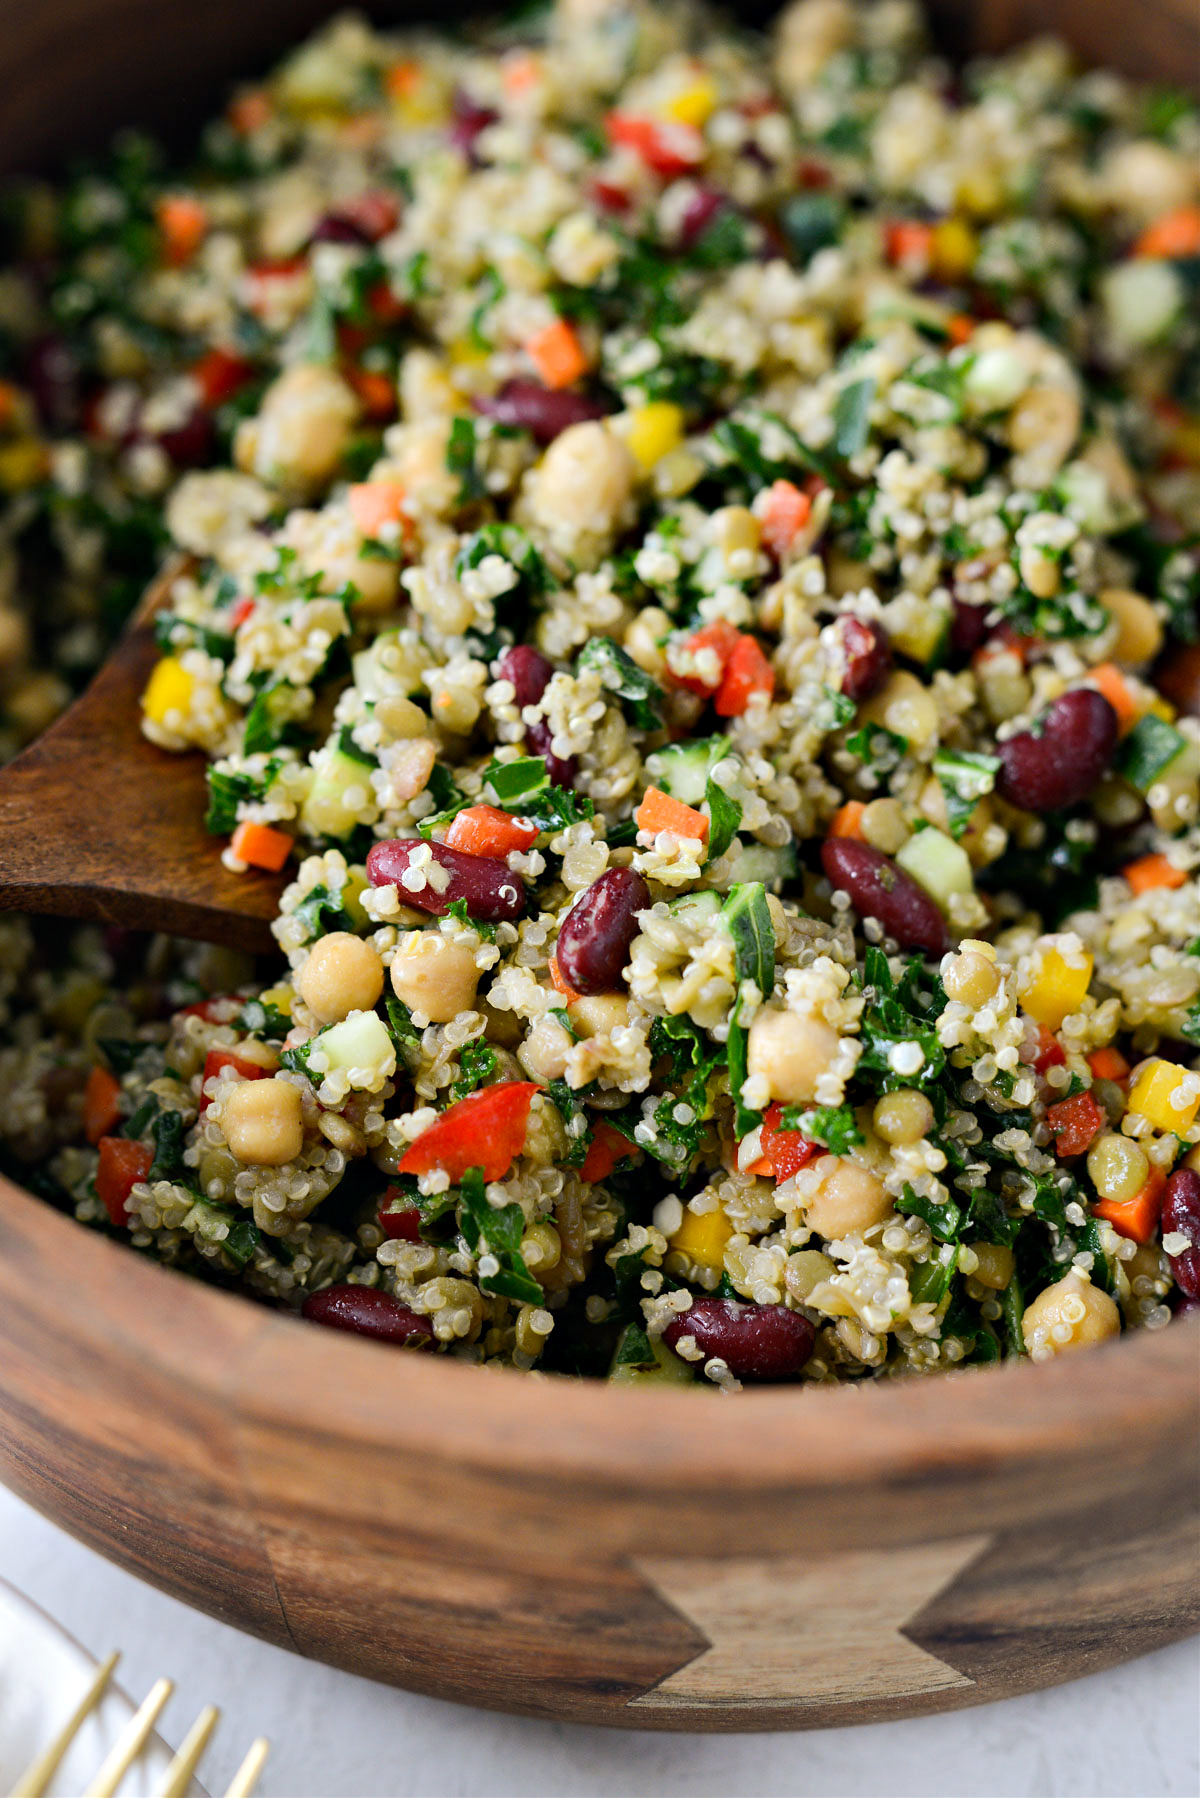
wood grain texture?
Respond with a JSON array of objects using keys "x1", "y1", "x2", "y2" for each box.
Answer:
[
  {"x1": 0, "y1": 1178, "x2": 1195, "y2": 1729},
  {"x1": 0, "y1": 565, "x2": 279, "y2": 953}
]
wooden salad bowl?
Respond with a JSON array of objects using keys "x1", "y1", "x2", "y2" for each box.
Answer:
[{"x1": 0, "y1": 0, "x2": 1198, "y2": 1734}]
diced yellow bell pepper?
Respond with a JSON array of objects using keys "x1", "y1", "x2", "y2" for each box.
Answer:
[
  {"x1": 258, "y1": 982, "x2": 294, "y2": 1019},
  {"x1": 142, "y1": 655, "x2": 195, "y2": 727},
  {"x1": 669, "y1": 1204, "x2": 733, "y2": 1272},
  {"x1": 448, "y1": 335, "x2": 490, "y2": 368},
  {"x1": 1128, "y1": 1058, "x2": 1200, "y2": 1135},
  {"x1": 626, "y1": 402, "x2": 685, "y2": 471},
  {"x1": 931, "y1": 217, "x2": 978, "y2": 282},
  {"x1": 664, "y1": 79, "x2": 717, "y2": 128},
  {"x1": 342, "y1": 869, "x2": 372, "y2": 928},
  {"x1": 1019, "y1": 942, "x2": 1093, "y2": 1031},
  {"x1": 1148, "y1": 695, "x2": 1178, "y2": 724},
  {"x1": 0, "y1": 440, "x2": 49, "y2": 490}
]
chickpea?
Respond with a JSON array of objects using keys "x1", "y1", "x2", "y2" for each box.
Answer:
[
  {"x1": 569, "y1": 994, "x2": 630, "y2": 1038},
  {"x1": 1021, "y1": 1269, "x2": 1121, "y2": 1357},
  {"x1": 1101, "y1": 140, "x2": 1196, "y2": 222},
  {"x1": 226, "y1": 1038, "x2": 280, "y2": 1073},
  {"x1": 746, "y1": 1007, "x2": 840, "y2": 1107},
  {"x1": 1101, "y1": 588, "x2": 1163, "y2": 667},
  {"x1": 1086, "y1": 1133, "x2": 1150, "y2": 1205},
  {"x1": 623, "y1": 605, "x2": 672, "y2": 677},
  {"x1": 860, "y1": 670, "x2": 938, "y2": 751},
  {"x1": 389, "y1": 932, "x2": 480, "y2": 1024},
  {"x1": 943, "y1": 946, "x2": 1000, "y2": 1007},
  {"x1": 527, "y1": 421, "x2": 635, "y2": 540},
  {"x1": 222, "y1": 1077, "x2": 304, "y2": 1166},
  {"x1": 299, "y1": 932, "x2": 384, "y2": 1024},
  {"x1": 971, "y1": 1241, "x2": 1015, "y2": 1291},
  {"x1": 805, "y1": 1158, "x2": 893, "y2": 1239},
  {"x1": 861, "y1": 796, "x2": 910, "y2": 855},
  {"x1": 518, "y1": 1015, "x2": 573, "y2": 1084},
  {"x1": 374, "y1": 695, "x2": 430, "y2": 741},
  {"x1": 237, "y1": 362, "x2": 358, "y2": 495},
  {"x1": 873, "y1": 1088, "x2": 934, "y2": 1146},
  {"x1": 1008, "y1": 383, "x2": 1081, "y2": 477}
]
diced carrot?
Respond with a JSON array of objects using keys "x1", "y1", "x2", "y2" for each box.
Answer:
[
  {"x1": 191, "y1": 347, "x2": 255, "y2": 408},
  {"x1": 96, "y1": 1137, "x2": 153, "y2": 1227},
  {"x1": 947, "y1": 313, "x2": 975, "y2": 347},
  {"x1": 1133, "y1": 206, "x2": 1200, "y2": 260},
  {"x1": 1087, "y1": 1045, "x2": 1130, "y2": 1084},
  {"x1": 199, "y1": 1046, "x2": 270, "y2": 1115},
  {"x1": 228, "y1": 88, "x2": 272, "y2": 134},
  {"x1": 1046, "y1": 1090, "x2": 1106, "y2": 1159},
  {"x1": 634, "y1": 786, "x2": 710, "y2": 843},
  {"x1": 548, "y1": 954, "x2": 579, "y2": 1001},
  {"x1": 829, "y1": 801, "x2": 867, "y2": 841},
  {"x1": 397, "y1": 1081, "x2": 540, "y2": 1182},
  {"x1": 1122, "y1": 852, "x2": 1186, "y2": 895},
  {"x1": 669, "y1": 620, "x2": 741, "y2": 694},
  {"x1": 229, "y1": 597, "x2": 256, "y2": 630},
  {"x1": 1088, "y1": 663, "x2": 1138, "y2": 735},
  {"x1": 348, "y1": 480, "x2": 407, "y2": 537},
  {"x1": 1094, "y1": 1165, "x2": 1166, "y2": 1244},
  {"x1": 445, "y1": 804, "x2": 539, "y2": 858},
  {"x1": 84, "y1": 1066, "x2": 122, "y2": 1145},
  {"x1": 885, "y1": 220, "x2": 935, "y2": 267},
  {"x1": 503, "y1": 50, "x2": 542, "y2": 95},
  {"x1": 385, "y1": 59, "x2": 422, "y2": 100},
  {"x1": 345, "y1": 365, "x2": 397, "y2": 421},
  {"x1": 229, "y1": 821, "x2": 293, "y2": 872},
  {"x1": 760, "y1": 478, "x2": 812, "y2": 561},
  {"x1": 715, "y1": 634, "x2": 774, "y2": 716},
  {"x1": 580, "y1": 1119, "x2": 636, "y2": 1183},
  {"x1": 156, "y1": 195, "x2": 208, "y2": 267},
  {"x1": 605, "y1": 112, "x2": 703, "y2": 179},
  {"x1": 525, "y1": 319, "x2": 590, "y2": 390}
]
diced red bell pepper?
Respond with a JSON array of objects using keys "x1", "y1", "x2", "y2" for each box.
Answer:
[
  {"x1": 345, "y1": 365, "x2": 397, "y2": 421},
  {"x1": 668, "y1": 620, "x2": 741, "y2": 695},
  {"x1": 760, "y1": 479, "x2": 812, "y2": 561},
  {"x1": 340, "y1": 190, "x2": 401, "y2": 240},
  {"x1": 199, "y1": 1046, "x2": 269, "y2": 1114},
  {"x1": 1046, "y1": 1090, "x2": 1106, "y2": 1159},
  {"x1": 180, "y1": 996, "x2": 236, "y2": 1021},
  {"x1": 715, "y1": 634, "x2": 775, "y2": 716},
  {"x1": 84, "y1": 1066, "x2": 122, "y2": 1145},
  {"x1": 378, "y1": 1187, "x2": 422, "y2": 1241},
  {"x1": 191, "y1": 347, "x2": 255, "y2": 408},
  {"x1": 397, "y1": 1081, "x2": 541, "y2": 1183},
  {"x1": 1028, "y1": 1024, "x2": 1066, "y2": 1074},
  {"x1": 579, "y1": 1119, "x2": 635, "y2": 1183},
  {"x1": 605, "y1": 112, "x2": 703, "y2": 179},
  {"x1": 445, "y1": 805, "x2": 539, "y2": 858},
  {"x1": 96, "y1": 1137, "x2": 153, "y2": 1227},
  {"x1": 229, "y1": 597, "x2": 256, "y2": 630},
  {"x1": 759, "y1": 1102, "x2": 819, "y2": 1182}
]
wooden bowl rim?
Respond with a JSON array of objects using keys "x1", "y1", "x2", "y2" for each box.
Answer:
[{"x1": 5, "y1": 1170, "x2": 1196, "y2": 1498}]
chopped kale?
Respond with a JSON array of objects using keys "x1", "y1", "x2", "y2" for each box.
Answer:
[
  {"x1": 576, "y1": 636, "x2": 663, "y2": 729},
  {"x1": 457, "y1": 1165, "x2": 544, "y2": 1306}
]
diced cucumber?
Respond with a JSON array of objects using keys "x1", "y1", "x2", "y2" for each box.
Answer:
[
  {"x1": 669, "y1": 889, "x2": 723, "y2": 927},
  {"x1": 721, "y1": 881, "x2": 775, "y2": 996},
  {"x1": 316, "y1": 1010, "x2": 396, "y2": 1079},
  {"x1": 609, "y1": 1328, "x2": 694, "y2": 1385},
  {"x1": 1101, "y1": 259, "x2": 1184, "y2": 351},
  {"x1": 648, "y1": 735, "x2": 730, "y2": 806},
  {"x1": 301, "y1": 746, "x2": 380, "y2": 839},
  {"x1": 889, "y1": 603, "x2": 951, "y2": 668},
  {"x1": 1115, "y1": 714, "x2": 1187, "y2": 793},
  {"x1": 895, "y1": 827, "x2": 973, "y2": 911},
  {"x1": 484, "y1": 756, "x2": 549, "y2": 808},
  {"x1": 723, "y1": 842, "x2": 798, "y2": 892}
]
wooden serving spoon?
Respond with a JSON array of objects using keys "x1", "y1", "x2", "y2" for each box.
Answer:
[{"x1": 0, "y1": 562, "x2": 281, "y2": 953}]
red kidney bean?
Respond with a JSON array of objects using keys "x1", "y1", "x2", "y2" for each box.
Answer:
[
  {"x1": 679, "y1": 185, "x2": 727, "y2": 247},
  {"x1": 22, "y1": 333, "x2": 82, "y2": 430},
  {"x1": 1162, "y1": 1168, "x2": 1200, "y2": 1301},
  {"x1": 495, "y1": 644, "x2": 553, "y2": 709},
  {"x1": 526, "y1": 717, "x2": 578, "y2": 788},
  {"x1": 995, "y1": 688, "x2": 1118, "y2": 813},
  {"x1": 302, "y1": 1285, "x2": 434, "y2": 1347},
  {"x1": 475, "y1": 379, "x2": 608, "y2": 445},
  {"x1": 1156, "y1": 642, "x2": 1200, "y2": 720},
  {"x1": 449, "y1": 93, "x2": 498, "y2": 161},
  {"x1": 308, "y1": 210, "x2": 373, "y2": 246},
  {"x1": 1174, "y1": 1293, "x2": 1200, "y2": 1319},
  {"x1": 836, "y1": 616, "x2": 891, "y2": 700},
  {"x1": 821, "y1": 837, "x2": 949, "y2": 957},
  {"x1": 556, "y1": 867, "x2": 650, "y2": 995},
  {"x1": 950, "y1": 597, "x2": 990, "y2": 656},
  {"x1": 146, "y1": 401, "x2": 215, "y2": 467},
  {"x1": 367, "y1": 838, "x2": 525, "y2": 922},
  {"x1": 664, "y1": 1297, "x2": 814, "y2": 1381}
]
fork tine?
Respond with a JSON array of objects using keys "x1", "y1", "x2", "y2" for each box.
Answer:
[
  {"x1": 81, "y1": 1675, "x2": 174, "y2": 1798},
  {"x1": 219, "y1": 1736, "x2": 269, "y2": 1798},
  {"x1": 10, "y1": 1651, "x2": 121, "y2": 1798},
  {"x1": 157, "y1": 1703, "x2": 219, "y2": 1798}
]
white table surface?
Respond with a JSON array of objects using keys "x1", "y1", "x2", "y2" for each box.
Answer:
[{"x1": 1, "y1": 1483, "x2": 1196, "y2": 1798}]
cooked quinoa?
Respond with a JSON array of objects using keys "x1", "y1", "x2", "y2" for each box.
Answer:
[{"x1": 1, "y1": 0, "x2": 1199, "y2": 1386}]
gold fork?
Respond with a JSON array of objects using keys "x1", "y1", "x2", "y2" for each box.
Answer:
[{"x1": 10, "y1": 1651, "x2": 269, "y2": 1798}]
